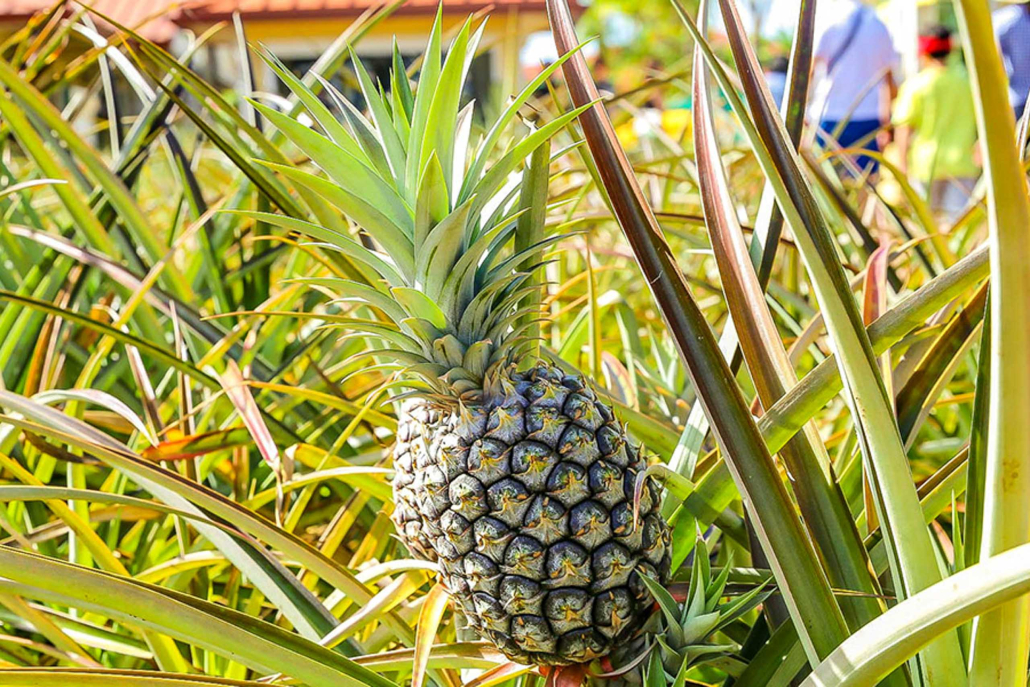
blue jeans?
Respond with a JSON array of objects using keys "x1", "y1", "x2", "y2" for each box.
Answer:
[{"x1": 818, "y1": 119, "x2": 883, "y2": 175}]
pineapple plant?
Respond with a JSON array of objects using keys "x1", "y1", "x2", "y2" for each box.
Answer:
[
  {"x1": 1, "y1": 0, "x2": 1025, "y2": 684},
  {"x1": 604, "y1": 535, "x2": 770, "y2": 685},
  {"x1": 247, "y1": 14, "x2": 672, "y2": 667}
]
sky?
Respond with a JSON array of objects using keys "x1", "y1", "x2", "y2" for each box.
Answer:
[{"x1": 757, "y1": 0, "x2": 807, "y2": 36}]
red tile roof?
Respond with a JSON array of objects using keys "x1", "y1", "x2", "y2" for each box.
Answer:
[
  {"x1": 0, "y1": 0, "x2": 185, "y2": 41},
  {"x1": 0, "y1": 1, "x2": 554, "y2": 42},
  {"x1": 0, "y1": 0, "x2": 550, "y2": 25},
  {"x1": 184, "y1": 0, "x2": 548, "y2": 20}
]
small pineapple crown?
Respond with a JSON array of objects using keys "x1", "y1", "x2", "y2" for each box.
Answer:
[
  {"x1": 239, "y1": 8, "x2": 592, "y2": 398},
  {"x1": 614, "y1": 533, "x2": 771, "y2": 683}
]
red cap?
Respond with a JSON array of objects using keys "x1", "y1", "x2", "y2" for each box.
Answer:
[{"x1": 919, "y1": 35, "x2": 952, "y2": 56}]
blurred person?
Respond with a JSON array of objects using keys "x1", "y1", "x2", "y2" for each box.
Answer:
[
  {"x1": 764, "y1": 56, "x2": 789, "y2": 110},
  {"x1": 891, "y1": 25, "x2": 979, "y2": 220},
  {"x1": 812, "y1": 0, "x2": 899, "y2": 175},
  {"x1": 642, "y1": 58, "x2": 666, "y2": 111},
  {"x1": 591, "y1": 54, "x2": 614, "y2": 97},
  {"x1": 994, "y1": 0, "x2": 1030, "y2": 120},
  {"x1": 631, "y1": 59, "x2": 667, "y2": 143}
]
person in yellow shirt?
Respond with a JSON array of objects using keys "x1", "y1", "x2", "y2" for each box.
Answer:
[{"x1": 891, "y1": 25, "x2": 980, "y2": 220}]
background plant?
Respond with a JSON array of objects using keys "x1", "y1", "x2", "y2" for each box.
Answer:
[{"x1": 0, "y1": 0, "x2": 1021, "y2": 685}]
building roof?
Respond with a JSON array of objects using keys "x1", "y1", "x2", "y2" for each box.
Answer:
[
  {"x1": 0, "y1": 0, "x2": 185, "y2": 40},
  {"x1": 0, "y1": 0, "x2": 551, "y2": 38},
  {"x1": 0, "y1": 0, "x2": 183, "y2": 41},
  {"x1": 181, "y1": 0, "x2": 549, "y2": 21}
]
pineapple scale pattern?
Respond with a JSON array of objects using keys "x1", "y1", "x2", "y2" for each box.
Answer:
[{"x1": 392, "y1": 365, "x2": 672, "y2": 665}]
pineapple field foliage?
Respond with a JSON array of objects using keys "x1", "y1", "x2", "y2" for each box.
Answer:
[{"x1": 0, "y1": 0, "x2": 1025, "y2": 685}]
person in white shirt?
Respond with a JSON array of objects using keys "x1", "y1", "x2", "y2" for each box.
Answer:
[
  {"x1": 993, "y1": 0, "x2": 1030, "y2": 119},
  {"x1": 811, "y1": 0, "x2": 900, "y2": 175},
  {"x1": 765, "y1": 56, "x2": 789, "y2": 110}
]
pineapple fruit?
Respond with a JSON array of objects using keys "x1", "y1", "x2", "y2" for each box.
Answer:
[
  {"x1": 392, "y1": 366, "x2": 670, "y2": 665},
  {"x1": 253, "y1": 14, "x2": 671, "y2": 666}
]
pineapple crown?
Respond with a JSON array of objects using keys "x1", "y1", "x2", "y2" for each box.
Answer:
[
  {"x1": 615, "y1": 534, "x2": 771, "y2": 685},
  {"x1": 241, "y1": 10, "x2": 591, "y2": 400}
]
